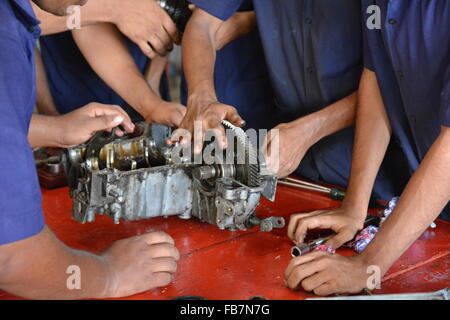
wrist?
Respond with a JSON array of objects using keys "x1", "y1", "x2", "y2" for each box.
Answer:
[
  {"x1": 51, "y1": 115, "x2": 70, "y2": 148},
  {"x1": 97, "y1": 254, "x2": 114, "y2": 299},
  {"x1": 286, "y1": 117, "x2": 317, "y2": 146},
  {"x1": 187, "y1": 85, "x2": 218, "y2": 109},
  {"x1": 341, "y1": 199, "x2": 369, "y2": 217},
  {"x1": 99, "y1": 0, "x2": 115, "y2": 23}
]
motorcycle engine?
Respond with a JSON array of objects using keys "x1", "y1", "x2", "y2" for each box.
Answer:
[{"x1": 63, "y1": 122, "x2": 284, "y2": 232}]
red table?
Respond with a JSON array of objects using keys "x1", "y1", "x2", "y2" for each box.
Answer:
[{"x1": 1, "y1": 185, "x2": 449, "y2": 300}]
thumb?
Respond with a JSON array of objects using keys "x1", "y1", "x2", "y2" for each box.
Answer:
[
  {"x1": 325, "y1": 229, "x2": 356, "y2": 250},
  {"x1": 87, "y1": 115, "x2": 124, "y2": 133}
]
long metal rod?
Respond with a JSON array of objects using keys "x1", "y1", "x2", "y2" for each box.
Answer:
[
  {"x1": 307, "y1": 288, "x2": 449, "y2": 300},
  {"x1": 278, "y1": 180, "x2": 330, "y2": 194},
  {"x1": 284, "y1": 177, "x2": 331, "y2": 192}
]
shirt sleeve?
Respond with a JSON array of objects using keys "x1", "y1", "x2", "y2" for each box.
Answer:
[
  {"x1": 189, "y1": 0, "x2": 244, "y2": 21},
  {"x1": 0, "y1": 35, "x2": 44, "y2": 245},
  {"x1": 361, "y1": 1, "x2": 376, "y2": 71},
  {"x1": 440, "y1": 63, "x2": 450, "y2": 127}
]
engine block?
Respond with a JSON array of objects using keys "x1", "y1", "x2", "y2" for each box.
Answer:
[{"x1": 63, "y1": 122, "x2": 284, "y2": 232}]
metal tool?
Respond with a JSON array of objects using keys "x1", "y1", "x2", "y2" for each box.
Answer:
[
  {"x1": 291, "y1": 237, "x2": 329, "y2": 257},
  {"x1": 307, "y1": 288, "x2": 449, "y2": 300},
  {"x1": 157, "y1": 0, "x2": 192, "y2": 33},
  {"x1": 291, "y1": 214, "x2": 382, "y2": 257},
  {"x1": 279, "y1": 177, "x2": 386, "y2": 208}
]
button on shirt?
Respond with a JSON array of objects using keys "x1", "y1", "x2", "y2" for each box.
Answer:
[
  {"x1": 362, "y1": 0, "x2": 449, "y2": 220},
  {"x1": 0, "y1": 0, "x2": 44, "y2": 244}
]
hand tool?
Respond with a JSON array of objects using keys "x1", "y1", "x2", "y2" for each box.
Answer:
[
  {"x1": 307, "y1": 288, "x2": 449, "y2": 300},
  {"x1": 290, "y1": 214, "x2": 382, "y2": 257}
]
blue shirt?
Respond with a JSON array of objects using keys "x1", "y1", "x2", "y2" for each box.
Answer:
[
  {"x1": 39, "y1": 34, "x2": 169, "y2": 121},
  {"x1": 181, "y1": 0, "x2": 276, "y2": 131},
  {"x1": 189, "y1": 0, "x2": 405, "y2": 200},
  {"x1": 0, "y1": 0, "x2": 44, "y2": 244},
  {"x1": 362, "y1": 0, "x2": 449, "y2": 220}
]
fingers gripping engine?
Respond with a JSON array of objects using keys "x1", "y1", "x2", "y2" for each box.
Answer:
[{"x1": 63, "y1": 122, "x2": 285, "y2": 232}]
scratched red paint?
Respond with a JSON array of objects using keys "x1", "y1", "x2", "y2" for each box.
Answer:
[{"x1": 0, "y1": 183, "x2": 448, "y2": 300}]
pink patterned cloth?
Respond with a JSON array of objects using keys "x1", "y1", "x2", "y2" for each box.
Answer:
[{"x1": 314, "y1": 244, "x2": 336, "y2": 254}]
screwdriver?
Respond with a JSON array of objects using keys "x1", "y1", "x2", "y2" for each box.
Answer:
[{"x1": 279, "y1": 177, "x2": 386, "y2": 208}]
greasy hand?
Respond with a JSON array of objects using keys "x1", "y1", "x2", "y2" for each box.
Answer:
[
  {"x1": 110, "y1": 0, "x2": 180, "y2": 58},
  {"x1": 171, "y1": 97, "x2": 245, "y2": 154},
  {"x1": 288, "y1": 206, "x2": 366, "y2": 249},
  {"x1": 263, "y1": 122, "x2": 312, "y2": 178},
  {"x1": 102, "y1": 231, "x2": 180, "y2": 298},
  {"x1": 144, "y1": 100, "x2": 186, "y2": 128},
  {"x1": 284, "y1": 251, "x2": 370, "y2": 295},
  {"x1": 57, "y1": 103, "x2": 135, "y2": 148}
]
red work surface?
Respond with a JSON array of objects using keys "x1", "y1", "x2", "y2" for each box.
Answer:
[{"x1": 0, "y1": 185, "x2": 449, "y2": 300}]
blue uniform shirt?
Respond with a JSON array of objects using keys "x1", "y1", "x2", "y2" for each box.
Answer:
[
  {"x1": 39, "y1": 33, "x2": 169, "y2": 121},
  {"x1": 0, "y1": 0, "x2": 44, "y2": 244},
  {"x1": 181, "y1": 0, "x2": 276, "y2": 131},
  {"x1": 189, "y1": 0, "x2": 405, "y2": 200},
  {"x1": 362, "y1": 0, "x2": 449, "y2": 220}
]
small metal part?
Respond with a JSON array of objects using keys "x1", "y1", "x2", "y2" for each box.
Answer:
[
  {"x1": 249, "y1": 296, "x2": 269, "y2": 300},
  {"x1": 291, "y1": 237, "x2": 329, "y2": 257},
  {"x1": 307, "y1": 288, "x2": 449, "y2": 300},
  {"x1": 192, "y1": 165, "x2": 217, "y2": 180},
  {"x1": 156, "y1": 0, "x2": 192, "y2": 33},
  {"x1": 249, "y1": 216, "x2": 286, "y2": 232}
]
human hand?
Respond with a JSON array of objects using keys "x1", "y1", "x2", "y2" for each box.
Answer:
[
  {"x1": 102, "y1": 231, "x2": 180, "y2": 298},
  {"x1": 56, "y1": 103, "x2": 135, "y2": 148},
  {"x1": 170, "y1": 95, "x2": 245, "y2": 154},
  {"x1": 109, "y1": 0, "x2": 180, "y2": 58},
  {"x1": 287, "y1": 205, "x2": 367, "y2": 249},
  {"x1": 143, "y1": 100, "x2": 186, "y2": 128},
  {"x1": 263, "y1": 122, "x2": 313, "y2": 178},
  {"x1": 284, "y1": 251, "x2": 371, "y2": 295}
]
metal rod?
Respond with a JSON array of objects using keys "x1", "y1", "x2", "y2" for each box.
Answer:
[
  {"x1": 278, "y1": 180, "x2": 329, "y2": 194},
  {"x1": 307, "y1": 288, "x2": 449, "y2": 300},
  {"x1": 284, "y1": 177, "x2": 331, "y2": 192}
]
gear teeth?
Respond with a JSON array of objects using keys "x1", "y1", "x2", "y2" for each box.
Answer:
[{"x1": 222, "y1": 120, "x2": 261, "y2": 187}]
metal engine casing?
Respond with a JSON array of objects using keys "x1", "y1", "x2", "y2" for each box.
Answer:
[{"x1": 63, "y1": 122, "x2": 283, "y2": 232}]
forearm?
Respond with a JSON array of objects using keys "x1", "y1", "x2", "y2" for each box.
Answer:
[
  {"x1": 184, "y1": 10, "x2": 223, "y2": 106},
  {"x1": 32, "y1": 0, "x2": 112, "y2": 35},
  {"x1": 362, "y1": 126, "x2": 450, "y2": 275},
  {"x1": 0, "y1": 227, "x2": 108, "y2": 299},
  {"x1": 72, "y1": 23, "x2": 159, "y2": 119},
  {"x1": 344, "y1": 69, "x2": 392, "y2": 215},
  {"x1": 288, "y1": 91, "x2": 358, "y2": 147},
  {"x1": 28, "y1": 114, "x2": 63, "y2": 148},
  {"x1": 215, "y1": 11, "x2": 256, "y2": 51},
  {"x1": 34, "y1": 47, "x2": 59, "y2": 116}
]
